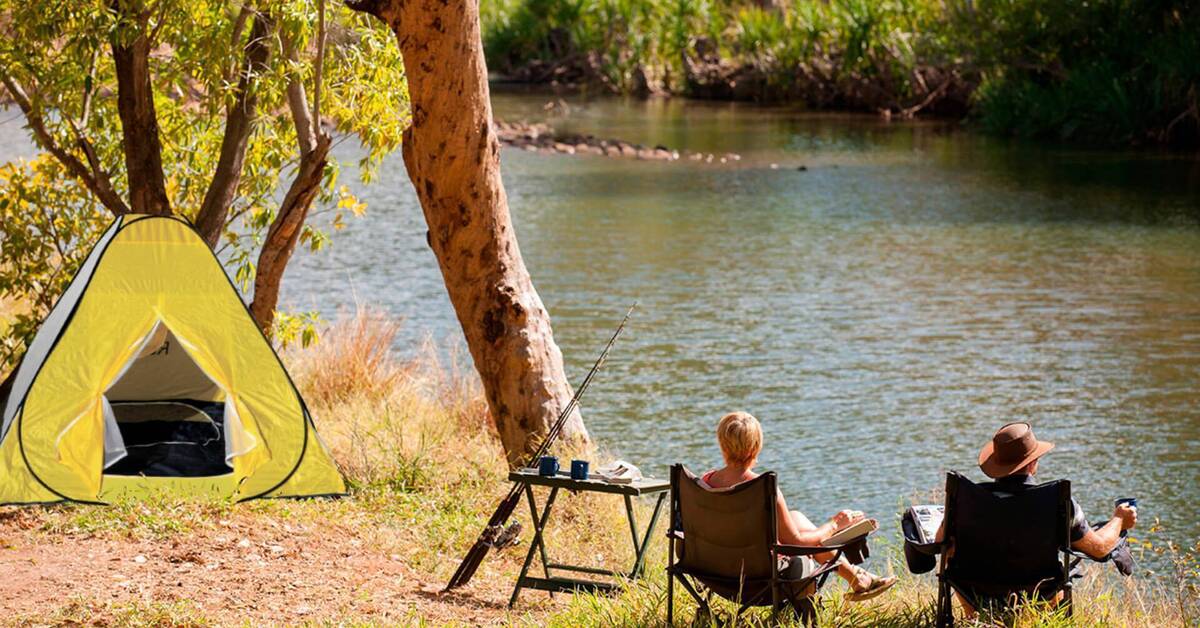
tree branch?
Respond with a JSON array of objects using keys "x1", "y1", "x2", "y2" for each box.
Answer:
[
  {"x1": 110, "y1": 0, "x2": 172, "y2": 215},
  {"x1": 248, "y1": 21, "x2": 333, "y2": 334},
  {"x1": 194, "y1": 10, "x2": 274, "y2": 247},
  {"x1": 0, "y1": 74, "x2": 130, "y2": 216},
  {"x1": 248, "y1": 133, "x2": 331, "y2": 333},
  {"x1": 224, "y1": 4, "x2": 255, "y2": 85},
  {"x1": 281, "y1": 33, "x2": 317, "y2": 155}
]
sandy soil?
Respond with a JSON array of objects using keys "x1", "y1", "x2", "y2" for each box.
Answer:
[{"x1": 0, "y1": 508, "x2": 560, "y2": 626}]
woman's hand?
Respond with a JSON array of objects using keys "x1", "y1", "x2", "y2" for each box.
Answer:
[{"x1": 831, "y1": 509, "x2": 865, "y2": 531}]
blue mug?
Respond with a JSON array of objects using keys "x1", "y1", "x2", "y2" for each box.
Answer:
[
  {"x1": 538, "y1": 455, "x2": 559, "y2": 477},
  {"x1": 570, "y1": 459, "x2": 590, "y2": 480}
]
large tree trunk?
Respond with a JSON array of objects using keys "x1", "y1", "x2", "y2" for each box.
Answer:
[
  {"x1": 348, "y1": 0, "x2": 589, "y2": 463},
  {"x1": 110, "y1": 0, "x2": 171, "y2": 216}
]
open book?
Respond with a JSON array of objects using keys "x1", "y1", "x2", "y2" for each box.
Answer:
[
  {"x1": 821, "y1": 517, "x2": 879, "y2": 547},
  {"x1": 593, "y1": 460, "x2": 642, "y2": 484}
]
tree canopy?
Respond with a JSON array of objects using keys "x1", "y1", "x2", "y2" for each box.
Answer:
[{"x1": 0, "y1": 0, "x2": 409, "y2": 371}]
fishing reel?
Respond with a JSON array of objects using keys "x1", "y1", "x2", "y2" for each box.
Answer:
[{"x1": 481, "y1": 520, "x2": 523, "y2": 549}]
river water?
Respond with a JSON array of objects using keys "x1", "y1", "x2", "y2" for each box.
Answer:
[{"x1": 4, "y1": 92, "x2": 1199, "y2": 562}]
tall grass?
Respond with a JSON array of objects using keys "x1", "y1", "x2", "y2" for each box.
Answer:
[{"x1": 4, "y1": 309, "x2": 1197, "y2": 625}]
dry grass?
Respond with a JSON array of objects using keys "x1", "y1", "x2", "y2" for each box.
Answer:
[{"x1": 1, "y1": 307, "x2": 1196, "y2": 626}]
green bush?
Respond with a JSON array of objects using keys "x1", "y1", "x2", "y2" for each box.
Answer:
[{"x1": 481, "y1": 0, "x2": 1200, "y2": 147}]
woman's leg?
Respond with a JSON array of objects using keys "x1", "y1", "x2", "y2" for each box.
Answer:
[{"x1": 788, "y1": 511, "x2": 870, "y2": 588}]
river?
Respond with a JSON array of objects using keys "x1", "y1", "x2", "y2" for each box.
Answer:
[{"x1": 4, "y1": 92, "x2": 1199, "y2": 565}]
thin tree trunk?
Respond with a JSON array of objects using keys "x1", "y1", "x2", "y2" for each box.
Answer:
[
  {"x1": 348, "y1": 0, "x2": 590, "y2": 463},
  {"x1": 248, "y1": 36, "x2": 330, "y2": 335},
  {"x1": 110, "y1": 1, "x2": 171, "y2": 215},
  {"x1": 248, "y1": 135, "x2": 330, "y2": 333},
  {"x1": 194, "y1": 10, "x2": 274, "y2": 247}
]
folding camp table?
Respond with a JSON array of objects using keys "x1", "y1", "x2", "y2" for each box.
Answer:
[{"x1": 507, "y1": 469, "x2": 669, "y2": 607}]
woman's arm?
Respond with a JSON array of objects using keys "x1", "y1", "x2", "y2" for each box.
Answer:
[{"x1": 775, "y1": 491, "x2": 861, "y2": 546}]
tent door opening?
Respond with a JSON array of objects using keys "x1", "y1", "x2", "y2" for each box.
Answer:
[{"x1": 102, "y1": 322, "x2": 233, "y2": 477}]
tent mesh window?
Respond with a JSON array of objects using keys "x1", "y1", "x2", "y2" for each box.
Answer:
[{"x1": 103, "y1": 323, "x2": 232, "y2": 477}]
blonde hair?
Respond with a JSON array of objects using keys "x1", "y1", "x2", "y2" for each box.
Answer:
[{"x1": 716, "y1": 411, "x2": 763, "y2": 465}]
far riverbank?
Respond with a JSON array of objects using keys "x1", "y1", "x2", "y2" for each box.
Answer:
[{"x1": 481, "y1": 0, "x2": 1200, "y2": 149}]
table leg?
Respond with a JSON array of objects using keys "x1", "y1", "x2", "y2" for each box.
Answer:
[
  {"x1": 623, "y1": 494, "x2": 642, "y2": 555},
  {"x1": 630, "y1": 492, "x2": 667, "y2": 579},
  {"x1": 509, "y1": 486, "x2": 559, "y2": 608},
  {"x1": 524, "y1": 484, "x2": 552, "y2": 589}
]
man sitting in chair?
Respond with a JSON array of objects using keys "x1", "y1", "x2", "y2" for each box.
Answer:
[
  {"x1": 700, "y1": 411, "x2": 897, "y2": 601},
  {"x1": 938, "y1": 422, "x2": 1138, "y2": 617}
]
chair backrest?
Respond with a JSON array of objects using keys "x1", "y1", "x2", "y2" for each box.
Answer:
[
  {"x1": 943, "y1": 471, "x2": 1071, "y2": 587},
  {"x1": 671, "y1": 464, "x2": 777, "y2": 580}
]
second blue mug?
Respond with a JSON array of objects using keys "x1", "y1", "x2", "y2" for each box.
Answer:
[{"x1": 570, "y1": 459, "x2": 589, "y2": 480}]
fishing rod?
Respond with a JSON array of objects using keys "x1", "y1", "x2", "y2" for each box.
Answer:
[{"x1": 444, "y1": 303, "x2": 637, "y2": 591}]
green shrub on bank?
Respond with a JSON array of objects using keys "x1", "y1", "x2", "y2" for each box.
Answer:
[
  {"x1": 968, "y1": 0, "x2": 1200, "y2": 146},
  {"x1": 482, "y1": 0, "x2": 1200, "y2": 147}
]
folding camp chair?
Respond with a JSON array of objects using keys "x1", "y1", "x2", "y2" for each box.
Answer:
[
  {"x1": 666, "y1": 465, "x2": 872, "y2": 626},
  {"x1": 936, "y1": 471, "x2": 1082, "y2": 627}
]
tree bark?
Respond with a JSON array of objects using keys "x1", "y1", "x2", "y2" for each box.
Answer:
[
  {"x1": 110, "y1": 0, "x2": 172, "y2": 216},
  {"x1": 248, "y1": 39, "x2": 330, "y2": 335},
  {"x1": 348, "y1": 0, "x2": 590, "y2": 463},
  {"x1": 194, "y1": 10, "x2": 274, "y2": 247},
  {"x1": 248, "y1": 135, "x2": 330, "y2": 333}
]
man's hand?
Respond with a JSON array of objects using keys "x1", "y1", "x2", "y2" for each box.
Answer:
[
  {"x1": 1114, "y1": 503, "x2": 1138, "y2": 530},
  {"x1": 832, "y1": 509, "x2": 865, "y2": 531}
]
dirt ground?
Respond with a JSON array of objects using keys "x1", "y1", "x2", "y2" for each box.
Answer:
[{"x1": 0, "y1": 508, "x2": 561, "y2": 626}]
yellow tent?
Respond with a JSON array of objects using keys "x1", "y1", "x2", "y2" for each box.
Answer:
[{"x1": 0, "y1": 215, "x2": 345, "y2": 503}]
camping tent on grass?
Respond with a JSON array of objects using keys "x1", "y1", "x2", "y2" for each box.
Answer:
[{"x1": 0, "y1": 214, "x2": 345, "y2": 504}]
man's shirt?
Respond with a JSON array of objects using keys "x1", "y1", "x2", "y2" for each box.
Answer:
[{"x1": 984, "y1": 473, "x2": 1091, "y2": 543}]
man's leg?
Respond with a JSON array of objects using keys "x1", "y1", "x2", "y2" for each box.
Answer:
[{"x1": 955, "y1": 591, "x2": 977, "y2": 619}]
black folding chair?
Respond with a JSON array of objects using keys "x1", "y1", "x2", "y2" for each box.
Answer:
[
  {"x1": 666, "y1": 464, "x2": 871, "y2": 626},
  {"x1": 936, "y1": 471, "x2": 1082, "y2": 627}
]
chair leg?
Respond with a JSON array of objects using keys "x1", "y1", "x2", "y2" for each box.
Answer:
[
  {"x1": 666, "y1": 537, "x2": 675, "y2": 628},
  {"x1": 936, "y1": 579, "x2": 953, "y2": 628},
  {"x1": 667, "y1": 574, "x2": 674, "y2": 627},
  {"x1": 790, "y1": 596, "x2": 817, "y2": 627},
  {"x1": 1063, "y1": 585, "x2": 1073, "y2": 618}
]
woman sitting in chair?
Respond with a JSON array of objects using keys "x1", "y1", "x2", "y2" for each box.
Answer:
[{"x1": 700, "y1": 411, "x2": 897, "y2": 601}]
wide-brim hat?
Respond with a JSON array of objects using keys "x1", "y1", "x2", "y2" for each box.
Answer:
[{"x1": 978, "y1": 422, "x2": 1055, "y2": 479}]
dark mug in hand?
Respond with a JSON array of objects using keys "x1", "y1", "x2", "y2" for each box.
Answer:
[{"x1": 1115, "y1": 497, "x2": 1138, "y2": 509}]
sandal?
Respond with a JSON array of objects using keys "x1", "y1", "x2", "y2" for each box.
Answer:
[{"x1": 845, "y1": 572, "x2": 897, "y2": 602}]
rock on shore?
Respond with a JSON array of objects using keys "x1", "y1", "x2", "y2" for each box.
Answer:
[{"x1": 494, "y1": 119, "x2": 739, "y2": 163}]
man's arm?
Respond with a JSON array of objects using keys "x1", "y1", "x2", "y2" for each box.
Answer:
[{"x1": 1072, "y1": 503, "x2": 1137, "y2": 560}]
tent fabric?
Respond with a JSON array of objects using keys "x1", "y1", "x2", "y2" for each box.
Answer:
[
  {"x1": 1, "y1": 219, "x2": 122, "y2": 439},
  {"x1": 0, "y1": 214, "x2": 345, "y2": 504}
]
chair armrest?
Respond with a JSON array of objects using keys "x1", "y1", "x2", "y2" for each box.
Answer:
[
  {"x1": 774, "y1": 543, "x2": 831, "y2": 557},
  {"x1": 817, "y1": 532, "x2": 872, "y2": 553},
  {"x1": 776, "y1": 532, "x2": 871, "y2": 557}
]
